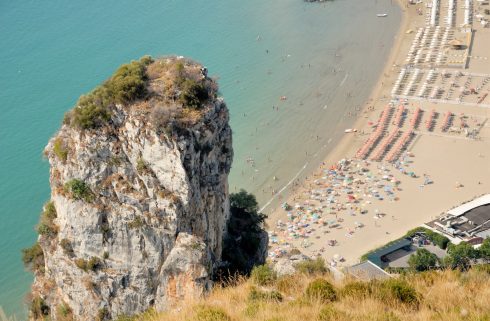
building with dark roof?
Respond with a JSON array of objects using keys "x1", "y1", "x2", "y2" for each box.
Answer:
[
  {"x1": 426, "y1": 194, "x2": 490, "y2": 244},
  {"x1": 366, "y1": 238, "x2": 412, "y2": 267}
]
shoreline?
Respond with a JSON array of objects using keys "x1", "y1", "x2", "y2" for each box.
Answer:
[
  {"x1": 263, "y1": 0, "x2": 410, "y2": 215},
  {"x1": 266, "y1": 0, "x2": 490, "y2": 266}
]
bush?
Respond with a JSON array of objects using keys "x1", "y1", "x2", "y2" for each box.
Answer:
[
  {"x1": 341, "y1": 281, "x2": 372, "y2": 298},
  {"x1": 37, "y1": 201, "x2": 58, "y2": 238},
  {"x1": 248, "y1": 287, "x2": 283, "y2": 302},
  {"x1": 295, "y1": 257, "x2": 327, "y2": 275},
  {"x1": 53, "y1": 137, "x2": 69, "y2": 162},
  {"x1": 479, "y1": 238, "x2": 490, "y2": 262},
  {"x1": 22, "y1": 242, "x2": 45, "y2": 273},
  {"x1": 64, "y1": 179, "x2": 93, "y2": 202},
  {"x1": 60, "y1": 238, "x2": 74, "y2": 256},
  {"x1": 128, "y1": 217, "x2": 144, "y2": 229},
  {"x1": 108, "y1": 61, "x2": 147, "y2": 104},
  {"x1": 251, "y1": 265, "x2": 276, "y2": 286},
  {"x1": 221, "y1": 190, "x2": 267, "y2": 276},
  {"x1": 305, "y1": 279, "x2": 337, "y2": 303},
  {"x1": 408, "y1": 248, "x2": 439, "y2": 272},
  {"x1": 196, "y1": 306, "x2": 231, "y2": 321},
  {"x1": 179, "y1": 78, "x2": 209, "y2": 109},
  {"x1": 444, "y1": 242, "x2": 480, "y2": 270},
  {"x1": 230, "y1": 189, "x2": 260, "y2": 214},
  {"x1": 29, "y1": 295, "x2": 50, "y2": 319},
  {"x1": 67, "y1": 57, "x2": 150, "y2": 130},
  {"x1": 378, "y1": 278, "x2": 419, "y2": 306},
  {"x1": 68, "y1": 86, "x2": 112, "y2": 130},
  {"x1": 75, "y1": 256, "x2": 102, "y2": 272},
  {"x1": 318, "y1": 305, "x2": 345, "y2": 321}
]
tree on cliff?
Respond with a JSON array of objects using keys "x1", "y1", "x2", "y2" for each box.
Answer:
[{"x1": 220, "y1": 189, "x2": 268, "y2": 278}]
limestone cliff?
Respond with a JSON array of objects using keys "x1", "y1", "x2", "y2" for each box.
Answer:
[{"x1": 31, "y1": 56, "x2": 233, "y2": 320}]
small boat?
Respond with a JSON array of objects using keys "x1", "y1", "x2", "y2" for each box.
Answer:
[
  {"x1": 377, "y1": 13, "x2": 388, "y2": 17},
  {"x1": 344, "y1": 128, "x2": 358, "y2": 133}
]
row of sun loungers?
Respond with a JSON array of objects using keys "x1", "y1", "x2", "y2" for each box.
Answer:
[
  {"x1": 393, "y1": 105, "x2": 405, "y2": 127},
  {"x1": 464, "y1": 0, "x2": 473, "y2": 26},
  {"x1": 441, "y1": 111, "x2": 453, "y2": 131},
  {"x1": 370, "y1": 128, "x2": 400, "y2": 162},
  {"x1": 385, "y1": 130, "x2": 414, "y2": 163},
  {"x1": 445, "y1": 0, "x2": 456, "y2": 27},
  {"x1": 355, "y1": 105, "x2": 392, "y2": 159},
  {"x1": 429, "y1": 0, "x2": 440, "y2": 26},
  {"x1": 410, "y1": 107, "x2": 422, "y2": 129},
  {"x1": 425, "y1": 109, "x2": 436, "y2": 130}
]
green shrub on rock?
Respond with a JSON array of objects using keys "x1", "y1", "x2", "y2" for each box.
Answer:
[
  {"x1": 108, "y1": 61, "x2": 147, "y2": 104},
  {"x1": 179, "y1": 78, "x2": 209, "y2": 109},
  {"x1": 37, "y1": 201, "x2": 58, "y2": 238},
  {"x1": 64, "y1": 179, "x2": 93, "y2": 202},
  {"x1": 66, "y1": 57, "x2": 150, "y2": 130},
  {"x1": 68, "y1": 86, "x2": 112, "y2": 130},
  {"x1": 53, "y1": 137, "x2": 69, "y2": 162},
  {"x1": 75, "y1": 256, "x2": 102, "y2": 272},
  {"x1": 22, "y1": 242, "x2": 45, "y2": 273}
]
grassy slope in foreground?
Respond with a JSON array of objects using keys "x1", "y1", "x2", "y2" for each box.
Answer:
[{"x1": 123, "y1": 265, "x2": 490, "y2": 321}]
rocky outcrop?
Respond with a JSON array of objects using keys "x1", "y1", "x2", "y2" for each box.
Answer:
[{"x1": 31, "y1": 57, "x2": 233, "y2": 320}]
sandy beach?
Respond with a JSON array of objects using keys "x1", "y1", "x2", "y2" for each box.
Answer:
[{"x1": 267, "y1": 0, "x2": 490, "y2": 267}]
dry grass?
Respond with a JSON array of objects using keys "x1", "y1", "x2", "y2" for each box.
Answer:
[{"x1": 135, "y1": 268, "x2": 490, "y2": 321}]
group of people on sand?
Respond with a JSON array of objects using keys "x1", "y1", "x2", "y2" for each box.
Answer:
[{"x1": 268, "y1": 157, "x2": 416, "y2": 265}]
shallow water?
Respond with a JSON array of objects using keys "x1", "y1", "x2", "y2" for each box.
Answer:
[{"x1": 0, "y1": 0, "x2": 400, "y2": 317}]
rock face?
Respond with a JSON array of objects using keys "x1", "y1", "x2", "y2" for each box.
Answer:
[{"x1": 32, "y1": 57, "x2": 233, "y2": 320}]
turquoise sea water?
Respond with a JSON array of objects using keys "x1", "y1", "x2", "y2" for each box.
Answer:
[{"x1": 0, "y1": 0, "x2": 401, "y2": 318}]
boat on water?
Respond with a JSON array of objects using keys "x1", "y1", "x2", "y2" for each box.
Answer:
[
  {"x1": 377, "y1": 13, "x2": 388, "y2": 17},
  {"x1": 344, "y1": 128, "x2": 358, "y2": 133}
]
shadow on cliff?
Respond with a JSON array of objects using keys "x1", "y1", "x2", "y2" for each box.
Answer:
[{"x1": 216, "y1": 189, "x2": 268, "y2": 281}]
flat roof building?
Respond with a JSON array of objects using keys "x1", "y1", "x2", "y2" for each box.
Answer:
[{"x1": 426, "y1": 194, "x2": 490, "y2": 244}]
